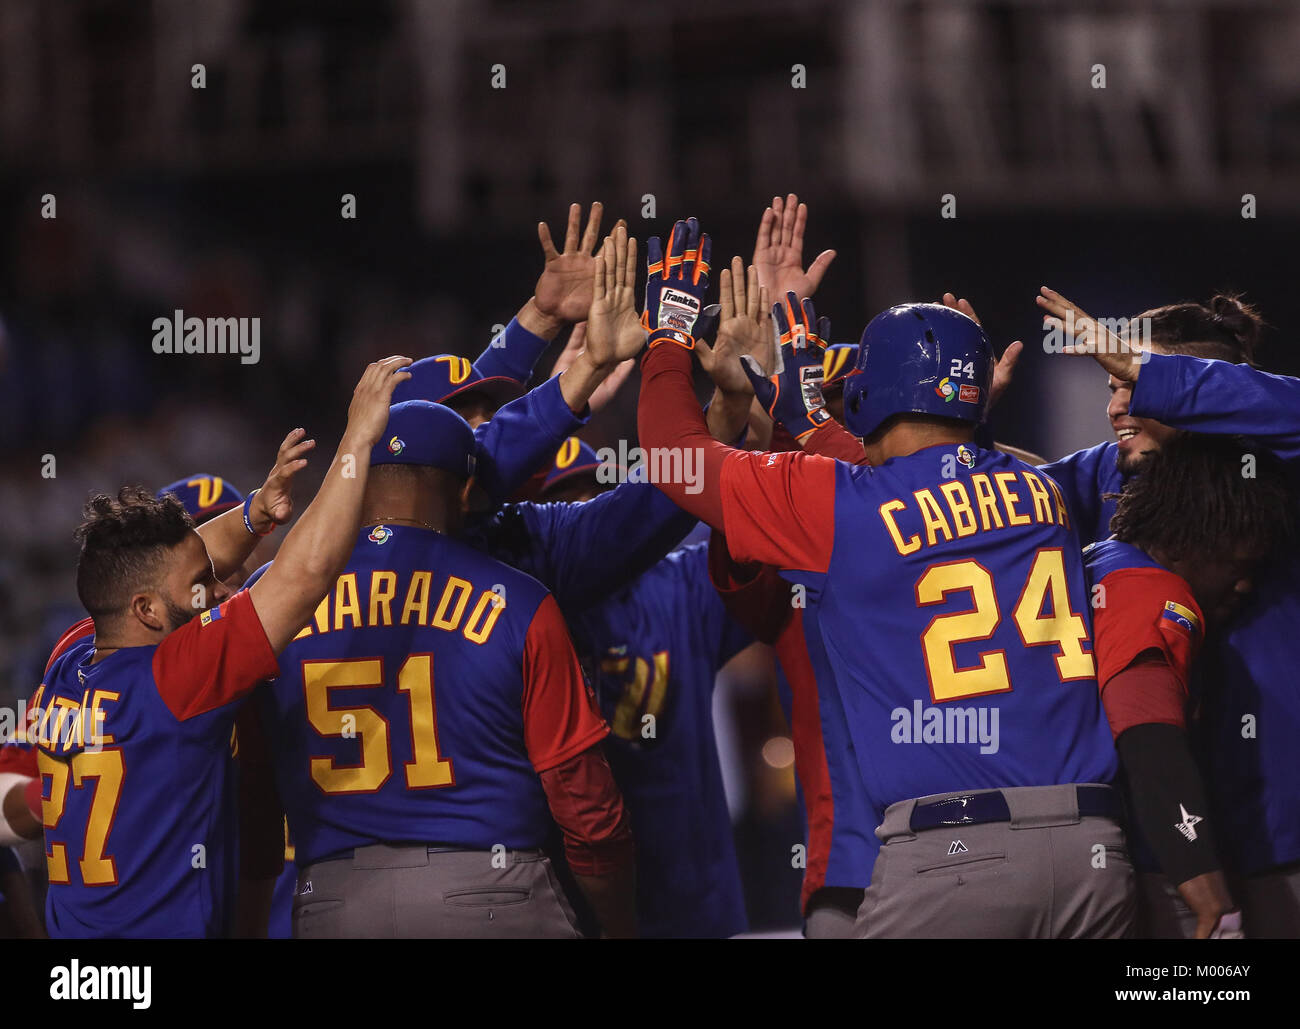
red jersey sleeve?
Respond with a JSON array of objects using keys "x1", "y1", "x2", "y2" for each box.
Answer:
[
  {"x1": 0, "y1": 744, "x2": 38, "y2": 778},
  {"x1": 152, "y1": 588, "x2": 280, "y2": 723},
  {"x1": 802, "y1": 420, "x2": 870, "y2": 466},
  {"x1": 1093, "y1": 567, "x2": 1203, "y2": 692},
  {"x1": 707, "y1": 529, "x2": 793, "y2": 645},
  {"x1": 521, "y1": 593, "x2": 609, "y2": 773},
  {"x1": 718, "y1": 448, "x2": 838, "y2": 572}
]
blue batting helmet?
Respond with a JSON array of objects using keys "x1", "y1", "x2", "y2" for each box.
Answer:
[{"x1": 842, "y1": 304, "x2": 993, "y2": 439}]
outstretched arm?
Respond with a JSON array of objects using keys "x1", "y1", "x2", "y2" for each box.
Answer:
[
  {"x1": 195, "y1": 429, "x2": 315, "y2": 581},
  {"x1": 1130, "y1": 354, "x2": 1300, "y2": 463},
  {"x1": 250, "y1": 357, "x2": 412, "y2": 651}
]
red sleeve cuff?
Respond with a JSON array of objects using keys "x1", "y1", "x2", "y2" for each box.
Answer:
[{"x1": 1100, "y1": 654, "x2": 1188, "y2": 738}]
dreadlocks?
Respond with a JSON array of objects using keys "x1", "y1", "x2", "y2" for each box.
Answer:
[{"x1": 1108, "y1": 433, "x2": 1296, "y2": 564}]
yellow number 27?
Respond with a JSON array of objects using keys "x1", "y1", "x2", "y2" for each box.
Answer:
[{"x1": 37, "y1": 748, "x2": 125, "y2": 887}]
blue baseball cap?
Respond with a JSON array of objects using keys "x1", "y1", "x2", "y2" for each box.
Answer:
[
  {"x1": 370, "y1": 400, "x2": 477, "y2": 477},
  {"x1": 157, "y1": 474, "x2": 244, "y2": 524},
  {"x1": 541, "y1": 437, "x2": 604, "y2": 495},
  {"x1": 391, "y1": 354, "x2": 525, "y2": 410}
]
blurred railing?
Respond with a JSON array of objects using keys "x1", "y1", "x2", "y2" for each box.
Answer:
[{"x1": 3, "y1": 1, "x2": 1298, "y2": 222}]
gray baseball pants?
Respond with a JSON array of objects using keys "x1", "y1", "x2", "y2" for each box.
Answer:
[
  {"x1": 292, "y1": 844, "x2": 583, "y2": 939},
  {"x1": 854, "y1": 783, "x2": 1136, "y2": 938}
]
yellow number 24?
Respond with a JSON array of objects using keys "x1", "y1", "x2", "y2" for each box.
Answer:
[{"x1": 916, "y1": 548, "x2": 1094, "y2": 703}]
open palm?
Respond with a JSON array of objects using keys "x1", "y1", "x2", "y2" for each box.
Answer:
[
  {"x1": 751, "y1": 193, "x2": 836, "y2": 300},
  {"x1": 535, "y1": 202, "x2": 614, "y2": 324},
  {"x1": 698, "y1": 257, "x2": 772, "y2": 396},
  {"x1": 586, "y1": 225, "x2": 645, "y2": 367}
]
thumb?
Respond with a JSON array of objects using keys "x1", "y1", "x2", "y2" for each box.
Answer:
[{"x1": 740, "y1": 354, "x2": 775, "y2": 405}]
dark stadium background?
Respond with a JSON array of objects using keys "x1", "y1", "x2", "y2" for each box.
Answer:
[{"x1": 2, "y1": 0, "x2": 1297, "y2": 933}]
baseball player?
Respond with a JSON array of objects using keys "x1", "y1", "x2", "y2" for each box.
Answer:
[
  {"x1": 1086, "y1": 434, "x2": 1294, "y2": 938},
  {"x1": 21, "y1": 357, "x2": 413, "y2": 937},
  {"x1": 638, "y1": 217, "x2": 1129, "y2": 938},
  {"x1": 1038, "y1": 288, "x2": 1300, "y2": 936},
  {"x1": 243, "y1": 401, "x2": 635, "y2": 938},
  {"x1": 537, "y1": 437, "x2": 754, "y2": 937},
  {"x1": 152, "y1": 474, "x2": 296, "y2": 938}
]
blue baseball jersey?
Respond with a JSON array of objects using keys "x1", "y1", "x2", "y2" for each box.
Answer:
[
  {"x1": 248, "y1": 525, "x2": 606, "y2": 868},
  {"x1": 717, "y1": 443, "x2": 1118, "y2": 825},
  {"x1": 1125, "y1": 352, "x2": 1300, "y2": 874},
  {"x1": 565, "y1": 542, "x2": 751, "y2": 938},
  {"x1": 460, "y1": 480, "x2": 698, "y2": 612},
  {"x1": 1039, "y1": 442, "x2": 1124, "y2": 547},
  {"x1": 473, "y1": 316, "x2": 552, "y2": 384},
  {"x1": 473, "y1": 375, "x2": 585, "y2": 507},
  {"x1": 30, "y1": 591, "x2": 278, "y2": 938}
]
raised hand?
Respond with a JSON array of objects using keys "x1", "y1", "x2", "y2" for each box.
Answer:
[
  {"x1": 254, "y1": 428, "x2": 318, "y2": 529},
  {"x1": 550, "y1": 323, "x2": 636, "y2": 414},
  {"x1": 643, "y1": 217, "x2": 712, "y2": 348},
  {"x1": 941, "y1": 292, "x2": 1023, "y2": 409},
  {"x1": 741, "y1": 291, "x2": 833, "y2": 440},
  {"x1": 751, "y1": 193, "x2": 836, "y2": 300},
  {"x1": 697, "y1": 257, "x2": 772, "y2": 397},
  {"x1": 1036, "y1": 286, "x2": 1143, "y2": 382},
  {"x1": 587, "y1": 224, "x2": 645, "y2": 367},
  {"x1": 534, "y1": 202, "x2": 614, "y2": 325},
  {"x1": 344, "y1": 356, "x2": 414, "y2": 448}
]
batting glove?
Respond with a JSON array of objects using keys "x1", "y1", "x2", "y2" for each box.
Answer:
[
  {"x1": 643, "y1": 217, "x2": 712, "y2": 350},
  {"x1": 741, "y1": 291, "x2": 833, "y2": 440}
]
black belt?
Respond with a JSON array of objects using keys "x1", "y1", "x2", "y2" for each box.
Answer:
[
  {"x1": 313, "y1": 843, "x2": 475, "y2": 864},
  {"x1": 909, "y1": 786, "x2": 1119, "y2": 833}
]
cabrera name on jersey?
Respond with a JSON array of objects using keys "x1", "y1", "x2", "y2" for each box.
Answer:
[{"x1": 720, "y1": 443, "x2": 1118, "y2": 820}]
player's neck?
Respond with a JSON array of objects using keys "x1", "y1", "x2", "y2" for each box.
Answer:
[
  {"x1": 88, "y1": 618, "x2": 165, "y2": 660},
  {"x1": 864, "y1": 420, "x2": 974, "y2": 465},
  {"x1": 361, "y1": 484, "x2": 457, "y2": 534}
]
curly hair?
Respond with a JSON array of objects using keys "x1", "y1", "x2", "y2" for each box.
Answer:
[
  {"x1": 75, "y1": 487, "x2": 195, "y2": 619},
  {"x1": 1136, "y1": 293, "x2": 1265, "y2": 366},
  {"x1": 1108, "y1": 433, "x2": 1296, "y2": 565}
]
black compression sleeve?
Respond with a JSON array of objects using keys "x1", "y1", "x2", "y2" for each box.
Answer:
[{"x1": 1116, "y1": 722, "x2": 1221, "y2": 886}]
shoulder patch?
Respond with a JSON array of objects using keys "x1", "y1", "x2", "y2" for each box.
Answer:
[{"x1": 1160, "y1": 600, "x2": 1200, "y2": 637}]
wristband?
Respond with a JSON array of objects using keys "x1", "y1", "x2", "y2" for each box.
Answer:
[
  {"x1": 647, "y1": 327, "x2": 695, "y2": 351},
  {"x1": 242, "y1": 489, "x2": 275, "y2": 537}
]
